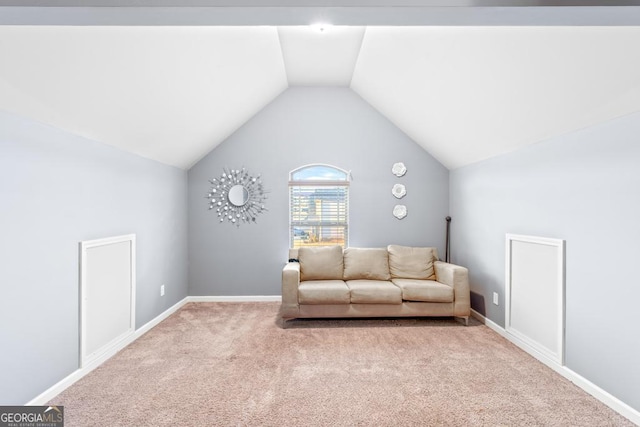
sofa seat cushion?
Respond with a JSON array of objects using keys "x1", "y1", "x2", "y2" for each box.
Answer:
[
  {"x1": 343, "y1": 247, "x2": 391, "y2": 281},
  {"x1": 387, "y1": 245, "x2": 437, "y2": 280},
  {"x1": 299, "y1": 280, "x2": 350, "y2": 305},
  {"x1": 345, "y1": 280, "x2": 402, "y2": 304},
  {"x1": 391, "y1": 279, "x2": 454, "y2": 303}
]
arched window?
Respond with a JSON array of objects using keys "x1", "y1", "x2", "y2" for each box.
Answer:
[{"x1": 289, "y1": 164, "x2": 350, "y2": 248}]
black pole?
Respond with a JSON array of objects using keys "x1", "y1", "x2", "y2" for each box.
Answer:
[{"x1": 445, "y1": 216, "x2": 451, "y2": 263}]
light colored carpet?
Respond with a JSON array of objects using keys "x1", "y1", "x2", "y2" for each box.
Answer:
[{"x1": 50, "y1": 302, "x2": 634, "y2": 426}]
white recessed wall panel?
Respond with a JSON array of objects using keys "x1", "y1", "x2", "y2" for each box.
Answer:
[
  {"x1": 506, "y1": 234, "x2": 565, "y2": 365},
  {"x1": 80, "y1": 235, "x2": 136, "y2": 368},
  {"x1": 278, "y1": 26, "x2": 365, "y2": 86}
]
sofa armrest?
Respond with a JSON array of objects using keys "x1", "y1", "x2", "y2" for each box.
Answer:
[
  {"x1": 281, "y1": 262, "x2": 300, "y2": 318},
  {"x1": 434, "y1": 261, "x2": 470, "y2": 317}
]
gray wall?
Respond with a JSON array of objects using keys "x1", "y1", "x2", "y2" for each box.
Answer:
[
  {"x1": 188, "y1": 87, "x2": 449, "y2": 296},
  {"x1": 449, "y1": 111, "x2": 640, "y2": 412},
  {"x1": 0, "y1": 111, "x2": 188, "y2": 405}
]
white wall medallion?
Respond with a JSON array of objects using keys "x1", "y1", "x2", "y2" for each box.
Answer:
[
  {"x1": 207, "y1": 167, "x2": 268, "y2": 226},
  {"x1": 391, "y1": 162, "x2": 407, "y2": 177},
  {"x1": 393, "y1": 204, "x2": 408, "y2": 220},
  {"x1": 392, "y1": 183, "x2": 406, "y2": 199}
]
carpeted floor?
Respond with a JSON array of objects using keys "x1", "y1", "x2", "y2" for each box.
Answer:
[{"x1": 50, "y1": 302, "x2": 634, "y2": 426}]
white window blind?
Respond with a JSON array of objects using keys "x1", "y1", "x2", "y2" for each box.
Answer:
[{"x1": 289, "y1": 165, "x2": 350, "y2": 248}]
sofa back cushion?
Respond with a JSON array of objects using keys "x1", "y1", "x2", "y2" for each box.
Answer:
[
  {"x1": 298, "y1": 245, "x2": 344, "y2": 281},
  {"x1": 387, "y1": 245, "x2": 437, "y2": 280},
  {"x1": 343, "y1": 248, "x2": 391, "y2": 281}
]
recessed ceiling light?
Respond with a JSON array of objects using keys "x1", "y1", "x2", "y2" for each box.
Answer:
[{"x1": 310, "y1": 23, "x2": 333, "y2": 33}]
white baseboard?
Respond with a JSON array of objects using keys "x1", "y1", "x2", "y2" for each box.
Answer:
[
  {"x1": 27, "y1": 297, "x2": 189, "y2": 405},
  {"x1": 470, "y1": 309, "x2": 640, "y2": 425},
  {"x1": 187, "y1": 295, "x2": 282, "y2": 302}
]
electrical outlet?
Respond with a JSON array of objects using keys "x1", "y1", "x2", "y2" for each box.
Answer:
[
  {"x1": 493, "y1": 292, "x2": 499, "y2": 305},
  {"x1": 160, "y1": 285, "x2": 165, "y2": 297}
]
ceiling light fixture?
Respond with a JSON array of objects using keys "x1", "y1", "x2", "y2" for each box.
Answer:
[{"x1": 311, "y1": 23, "x2": 332, "y2": 33}]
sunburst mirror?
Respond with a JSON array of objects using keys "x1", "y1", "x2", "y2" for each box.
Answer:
[{"x1": 207, "y1": 167, "x2": 268, "y2": 226}]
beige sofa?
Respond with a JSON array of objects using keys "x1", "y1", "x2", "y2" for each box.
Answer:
[{"x1": 281, "y1": 245, "x2": 470, "y2": 327}]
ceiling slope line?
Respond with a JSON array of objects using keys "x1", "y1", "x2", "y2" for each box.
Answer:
[
  {"x1": 275, "y1": 27, "x2": 292, "y2": 87},
  {"x1": 348, "y1": 25, "x2": 367, "y2": 88}
]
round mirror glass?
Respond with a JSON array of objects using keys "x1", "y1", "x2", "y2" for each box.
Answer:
[{"x1": 228, "y1": 185, "x2": 249, "y2": 207}]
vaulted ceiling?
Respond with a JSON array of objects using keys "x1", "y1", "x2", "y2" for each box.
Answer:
[{"x1": 1, "y1": 4, "x2": 640, "y2": 170}]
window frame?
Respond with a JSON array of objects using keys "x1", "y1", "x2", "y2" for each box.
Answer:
[{"x1": 289, "y1": 164, "x2": 350, "y2": 249}]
